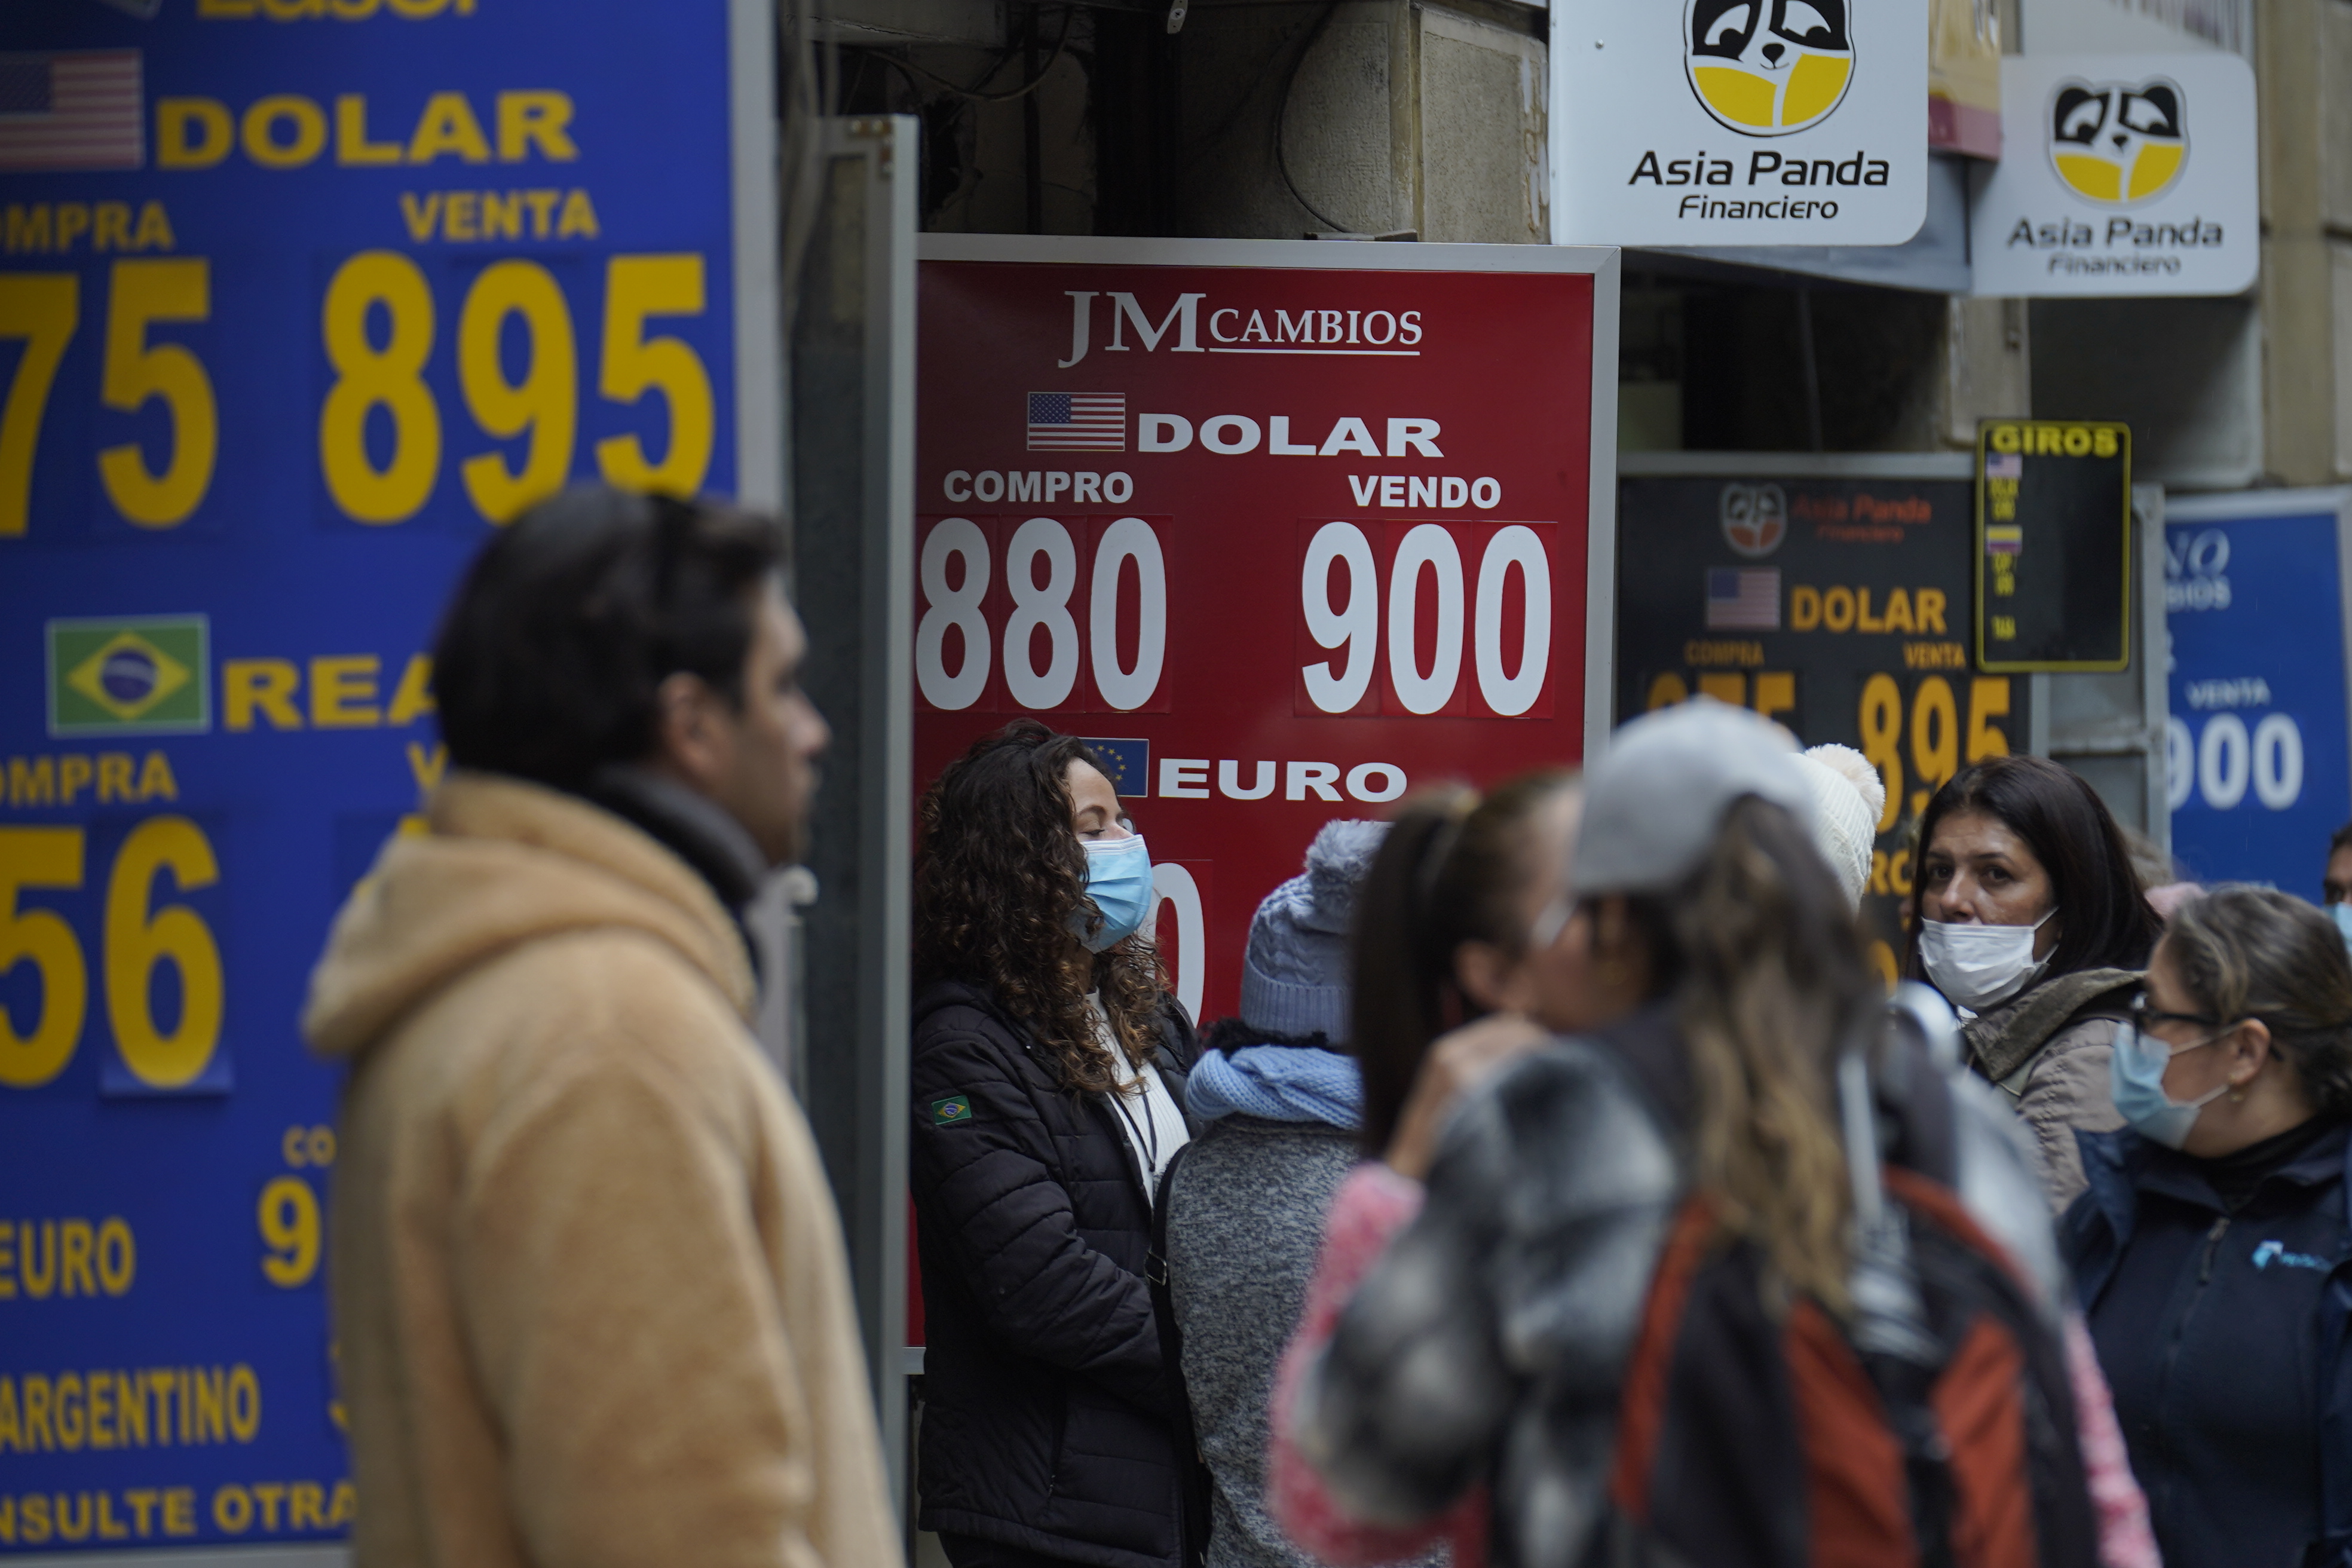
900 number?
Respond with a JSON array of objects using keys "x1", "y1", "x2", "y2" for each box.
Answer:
[
  {"x1": 1299, "y1": 519, "x2": 1553, "y2": 718},
  {"x1": 2169, "y1": 711, "x2": 2303, "y2": 812}
]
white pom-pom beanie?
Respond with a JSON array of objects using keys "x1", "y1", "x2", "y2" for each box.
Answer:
[{"x1": 1794, "y1": 743, "x2": 1885, "y2": 909}]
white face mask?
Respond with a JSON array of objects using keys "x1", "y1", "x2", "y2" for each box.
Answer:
[{"x1": 1919, "y1": 907, "x2": 2056, "y2": 1011}]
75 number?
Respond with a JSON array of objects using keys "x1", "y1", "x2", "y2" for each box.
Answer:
[{"x1": 0, "y1": 261, "x2": 219, "y2": 534}]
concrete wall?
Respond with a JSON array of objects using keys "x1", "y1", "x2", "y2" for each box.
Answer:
[
  {"x1": 823, "y1": 0, "x2": 1543, "y2": 243},
  {"x1": 1177, "y1": 0, "x2": 1545, "y2": 241},
  {"x1": 2259, "y1": 0, "x2": 2352, "y2": 484}
]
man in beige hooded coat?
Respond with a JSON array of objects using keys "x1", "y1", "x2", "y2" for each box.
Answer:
[{"x1": 304, "y1": 487, "x2": 897, "y2": 1568}]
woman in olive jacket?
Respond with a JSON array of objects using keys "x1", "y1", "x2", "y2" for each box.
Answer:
[
  {"x1": 1908, "y1": 755, "x2": 2161, "y2": 1208},
  {"x1": 909, "y1": 722, "x2": 1201, "y2": 1568}
]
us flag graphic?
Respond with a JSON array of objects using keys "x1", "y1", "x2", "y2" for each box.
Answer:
[
  {"x1": 1705, "y1": 568, "x2": 1781, "y2": 630},
  {"x1": 0, "y1": 52, "x2": 143, "y2": 173},
  {"x1": 1027, "y1": 391, "x2": 1126, "y2": 452}
]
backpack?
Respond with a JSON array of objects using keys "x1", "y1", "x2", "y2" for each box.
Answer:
[{"x1": 1605, "y1": 1030, "x2": 2100, "y2": 1568}]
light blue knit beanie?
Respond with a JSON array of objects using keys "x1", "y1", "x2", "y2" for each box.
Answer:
[{"x1": 1239, "y1": 819, "x2": 1389, "y2": 1044}]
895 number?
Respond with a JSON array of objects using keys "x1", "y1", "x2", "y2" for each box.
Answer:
[
  {"x1": 1855, "y1": 673, "x2": 2014, "y2": 831},
  {"x1": 320, "y1": 250, "x2": 713, "y2": 525}
]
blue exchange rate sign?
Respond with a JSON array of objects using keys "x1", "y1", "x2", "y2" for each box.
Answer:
[
  {"x1": 0, "y1": 2, "x2": 754, "y2": 1552},
  {"x1": 2164, "y1": 499, "x2": 2352, "y2": 899}
]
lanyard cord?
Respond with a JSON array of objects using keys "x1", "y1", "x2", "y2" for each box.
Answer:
[{"x1": 1113, "y1": 1071, "x2": 1161, "y2": 1180}]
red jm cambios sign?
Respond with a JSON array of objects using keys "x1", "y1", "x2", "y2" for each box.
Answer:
[{"x1": 914, "y1": 235, "x2": 1619, "y2": 1022}]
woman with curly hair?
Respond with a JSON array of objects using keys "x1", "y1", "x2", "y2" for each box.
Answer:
[{"x1": 909, "y1": 719, "x2": 1202, "y2": 1568}]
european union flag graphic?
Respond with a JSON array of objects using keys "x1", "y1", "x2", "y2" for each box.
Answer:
[{"x1": 1081, "y1": 737, "x2": 1150, "y2": 798}]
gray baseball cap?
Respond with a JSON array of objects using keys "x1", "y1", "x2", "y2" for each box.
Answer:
[{"x1": 1569, "y1": 699, "x2": 1817, "y2": 896}]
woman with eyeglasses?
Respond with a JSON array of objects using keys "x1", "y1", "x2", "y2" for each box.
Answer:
[
  {"x1": 1266, "y1": 768, "x2": 1585, "y2": 1568},
  {"x1": 2062, "y1": 885, "x2": 2352, "y2": 1568},
  {"x1": 908, "y1": 720, "x2": 1201, "y2": 1568},
  {"x1": 1909, "y1": 755, "x2": 2163, "y2": 1209}
]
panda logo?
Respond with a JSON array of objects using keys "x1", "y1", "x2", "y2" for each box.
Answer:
[
  {"x1": 1720, "y1": 482, "x2": 1787, "y2": 557},
  {"x1": 1686, "y1": 0, "x2": 1854, "y2": 136},
  {"x1": 2048, "y1": 78, "x2": 2187, "y2": 205}
]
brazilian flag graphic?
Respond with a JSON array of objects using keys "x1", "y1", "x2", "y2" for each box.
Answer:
[{"x1": 47, "y1": 615, "x2": 211, "y2": 736}]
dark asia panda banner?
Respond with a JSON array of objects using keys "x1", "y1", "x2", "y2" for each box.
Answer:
[{"x1": 913, "y1": 236, "x2": 1619, "y2": 1023}]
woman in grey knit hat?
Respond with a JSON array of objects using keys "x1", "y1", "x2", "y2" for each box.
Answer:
[{"x1": 1157, "y1": 817, "x2": 1401, "y2": 1568}]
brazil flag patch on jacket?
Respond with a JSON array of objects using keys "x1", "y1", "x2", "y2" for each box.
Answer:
[{"x1": 931, "y1": 1095, "x2": 973, "y2": 1125}]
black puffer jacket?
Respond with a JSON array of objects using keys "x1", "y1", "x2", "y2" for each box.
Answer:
[{"x1": 911, "y1": 978, "x2": 1200, "y2": 1568}]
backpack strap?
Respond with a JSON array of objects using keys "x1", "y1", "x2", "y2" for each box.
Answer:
[
  {"x1": 1607, "y1": 1196, "x2": 1720, "y2": 1522},
  {"x1": 1149, "y1": 1142, "x2": 1213, "y2": 1568}
]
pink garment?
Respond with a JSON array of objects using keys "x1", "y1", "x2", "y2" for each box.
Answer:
[
  {"x1": 1269, "y1": 1165, "x2": 2158, "y2": 1568},
  {"x1": 2066, "y1": 1309, "x2": 2163, "y2": 1568},
  {"x1": 1268, "y1": 1162, "x2": 1487, "y2": 1567}
]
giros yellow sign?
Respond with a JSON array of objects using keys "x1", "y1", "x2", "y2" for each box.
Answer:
[
  {"x1": 2049, "y1": 78, "x2": 2186, "y2": 205},
  {"x1": 1686, "y1": 0, "x2": 1855, "y2": 135}
]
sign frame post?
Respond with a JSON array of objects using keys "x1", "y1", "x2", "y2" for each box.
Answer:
[{"x1": 792, "y1": 116, "x2": 920, "y2": 1522}]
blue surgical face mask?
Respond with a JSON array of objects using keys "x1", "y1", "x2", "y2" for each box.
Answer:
[
  {"x1": 2108, "y1": 1021, "x2": 2230, "y2": 1150},
  {"x1": 2331, "y1": 902, "x2": 2352, "y2": 953},
  {"x1": 1071, "y1": 834, "x2": 1153, "y2": 953}
]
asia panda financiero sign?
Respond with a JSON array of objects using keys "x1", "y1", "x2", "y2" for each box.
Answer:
[
  {"x1": 1552, "y1": 0, "x2": 1926, "y2": 247},
  {"x1": 1970, "y1": 52, "x2": 2256, "y2": 297}
]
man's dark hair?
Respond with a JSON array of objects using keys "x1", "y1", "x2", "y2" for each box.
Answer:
[
  {"x1": 432, "y1": 485, "x2": 786, "y2": 792},
  {"x1": 2331, "y1": 821, "x2": 2352, "y2": 857},
  {"x1": 1904, "y1": 754, "x2": 2161, "y2": 979}
]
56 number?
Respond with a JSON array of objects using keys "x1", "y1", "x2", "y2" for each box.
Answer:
[{"x1": 0, "y1": 817, "x2": 225, "y2": 1091}]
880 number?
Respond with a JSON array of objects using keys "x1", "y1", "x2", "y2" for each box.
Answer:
[{"x1": 917, "y1": 514, "x2": 1168, "y2": 713}]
